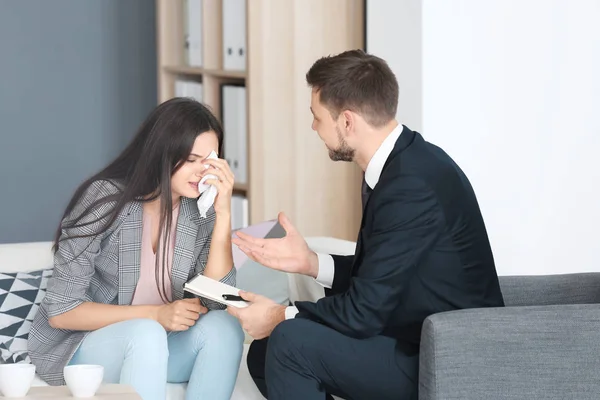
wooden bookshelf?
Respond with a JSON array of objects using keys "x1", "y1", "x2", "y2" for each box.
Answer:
[
  {"x1": 232, "y1": 183, "x2": 249, "y2": 193},
  {"x1": 156, "y1": 0, "x2": 364, "y2": 240},
  {"x1": 164, "y1": 65, "x2": 247, "y2": 79}
]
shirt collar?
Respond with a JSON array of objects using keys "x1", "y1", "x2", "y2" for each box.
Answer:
[{"x1": 364, "y1": 124, "x2": 404, "y2": 189}]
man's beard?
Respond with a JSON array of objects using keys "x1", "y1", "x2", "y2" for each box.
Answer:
[{"x1": 327, "y1": 127, "x2": 355, "y2": 162}]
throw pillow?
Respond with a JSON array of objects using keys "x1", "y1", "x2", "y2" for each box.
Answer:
[{"x1": 0, "y1": 268, "x2": 52, "y2": 364}]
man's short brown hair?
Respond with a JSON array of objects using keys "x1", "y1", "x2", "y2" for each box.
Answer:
[{"x1": 306, "y1": 49, "x2": 399, "y2": 128}]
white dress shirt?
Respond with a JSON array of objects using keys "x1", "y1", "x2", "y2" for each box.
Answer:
[{"x1": 285, "y1": 124, "x2": 404, "y2": 320}]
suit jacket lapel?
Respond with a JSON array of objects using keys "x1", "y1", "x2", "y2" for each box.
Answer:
[
  {"x1": 118, "y1": 201, "x2": 142, "y2": 305},
  {"x1": 350, "y1": 126, "x2": 417, "y2": 276},
  {"x1": 171, "y1": 197, "x2": 200, "y2": 301}
]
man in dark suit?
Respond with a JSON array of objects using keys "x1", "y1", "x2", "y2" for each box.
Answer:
[{"x1": 227, "y1": 49, "x2": 505, "y2": 400}]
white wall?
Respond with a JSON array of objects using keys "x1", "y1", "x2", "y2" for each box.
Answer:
[
  {"x1": 367, "y1": 0, "x2": 600, "y2": 275},
  {"x1": 366, "y1": 0, "x2": 422, "y2": 132}
]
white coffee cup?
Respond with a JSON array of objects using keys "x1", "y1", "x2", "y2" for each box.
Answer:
[
  {"x1": 63, "y1": 364, "x2": 104, "y2": 398},
  {"x1": 0, "y1": 363, "x2": 36, "y2": 397}
]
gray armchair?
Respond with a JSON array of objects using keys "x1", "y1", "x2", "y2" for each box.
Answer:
[{"x1": 420, "y1": 273, "x2": 600, "y2": 399}]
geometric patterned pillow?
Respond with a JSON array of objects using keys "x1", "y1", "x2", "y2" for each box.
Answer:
[{"x1": 0, "y1": 269, "x2": 52, "y2": 364}]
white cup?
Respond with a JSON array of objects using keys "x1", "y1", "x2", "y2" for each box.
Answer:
[
  {"x1": 63, "y1": 364, "x2": 104, "y2": 398},
  {"x1": 0, "y1": 363, "x2": 36, "y2": 397}
]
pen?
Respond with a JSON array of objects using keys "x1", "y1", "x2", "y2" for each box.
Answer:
[{"x1": 222, "y1": 294, "x2": 249, "y2": 302}]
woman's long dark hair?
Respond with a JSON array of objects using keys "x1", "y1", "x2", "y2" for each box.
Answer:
[{"x1": 54, "y1": 97, "x2": 224, "y2": 302}]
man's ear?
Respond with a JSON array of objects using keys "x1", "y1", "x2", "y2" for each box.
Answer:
[{"x1": 341, "y1": 110, "x2": 356, "y2": 136}]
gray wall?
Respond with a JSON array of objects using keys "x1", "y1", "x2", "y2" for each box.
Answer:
[{"x1": 0, "y1": 0, "x2": 157, "y2": 244}]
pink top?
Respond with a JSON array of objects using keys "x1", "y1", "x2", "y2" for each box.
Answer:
[{"x1": 131, "y1": 204, "x2": 180, "y2": 305}]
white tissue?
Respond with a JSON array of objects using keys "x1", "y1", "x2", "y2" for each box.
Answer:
[{"x1": 197, "y1": 150, "x2": 219, "y2": 218}]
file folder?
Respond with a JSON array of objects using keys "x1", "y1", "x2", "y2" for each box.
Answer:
[
  {"x1": 231, "y1": 195, "x2": 249, "y2": 230},
  {"x1": 186, "y1": 0, "x2": 203, "y2": 66},
  {"x1": 221, "y1": 84, "x2": 247, "y2": 185},
  {"x1": 175, "y1": 80, "x2": 203, "y2": 102},
  {"x1": 222, "y1": 0, "x2": 246, "y2": 70}
]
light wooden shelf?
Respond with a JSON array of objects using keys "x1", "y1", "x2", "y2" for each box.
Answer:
[
  {"x1": 163, "y1": 65, "x2": 247, "y2": 80},
  {"x1": 157, "y1": 0, "x2": 365, "y2": 240},
  {"x1": 233, "y1": 183, "x2": 249, "y2": 193}
]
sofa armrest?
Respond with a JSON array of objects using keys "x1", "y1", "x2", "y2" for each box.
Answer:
[
  {"x1": 0, "y1": 241, "x2": 54, "y2": 273},
  {"x1": 420, "y1": 304, "x2": 600, "y2": 400}
]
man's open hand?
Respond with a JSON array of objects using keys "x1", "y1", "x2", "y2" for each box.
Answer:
[
  {"x1": 232, "y1": 212, "x2": 319, "y2": 277},
  {"x1": 226, "y1": 291, "x2": 286, "y2": 340}
]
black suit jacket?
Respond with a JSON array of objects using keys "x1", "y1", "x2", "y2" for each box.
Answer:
[{"x1": 295, "y1": 125, "x2": 504, "y2": 350}]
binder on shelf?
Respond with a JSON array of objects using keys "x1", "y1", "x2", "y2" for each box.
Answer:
[
  {"x1": 231, "y1": 195, "x2": 249, "y2": 230},
  {"x1": 221, "y1": 84, "x2": 247, "y2": 185},
  {"x1": 183, "y1": 0, "x2": 189, "y2": 65},
  {"x1": 175, "y1": 80, "x2": 203, "y2": 102},
  {"x1": 185, "y1": 0, "x2": 203, "y2": 67},
  {"x1": 222, "y1": 0, "x2": 246, "y2": 71}
]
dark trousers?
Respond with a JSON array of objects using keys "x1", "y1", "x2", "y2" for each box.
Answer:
[{"x1": 247, "y1": 318, "x2": 419, "y2": 400}]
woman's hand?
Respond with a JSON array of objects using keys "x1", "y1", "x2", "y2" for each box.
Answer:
[
  {"x1": 155, "y1": 298, "x2": 207, "y2": 331},
  {"x1": 201, "y1": 158, "x2": 235, "y2": 217},
  {"x1": 199, "y1": 157, "x2": 235, "y2": 281}
]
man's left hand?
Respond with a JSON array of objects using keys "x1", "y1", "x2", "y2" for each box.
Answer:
[{"x1": 227, "y1": 291, "x2": 286, "y2": 339}]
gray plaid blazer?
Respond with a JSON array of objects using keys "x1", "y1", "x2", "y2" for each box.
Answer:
[{"x1": 27, "y1": 180, "x2": 236, "y2": 385}]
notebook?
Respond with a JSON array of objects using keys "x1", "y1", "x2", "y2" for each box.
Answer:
[{"x1": 184, "y1": 274, "x2": 249, "y2": 308}]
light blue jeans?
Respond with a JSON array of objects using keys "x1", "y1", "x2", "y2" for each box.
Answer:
[{"x1": 69, "y1": 310, "x2": 244, "y2": 400}]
